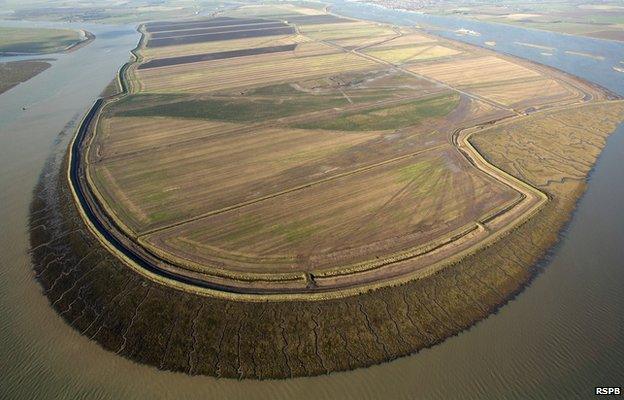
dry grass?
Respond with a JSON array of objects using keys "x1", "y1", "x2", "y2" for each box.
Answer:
[
  {"x1": 329, "y1": 35, "x2": 397, "y2": 49},
  {"x1": 140, "y1": 34, "x2": 306, "y2": 60},
  {"x1": 136, "y1": 44, "x2": 377, "y2": 93},
  {"x1": 91, "y1": 116, "x2": 241, "y2": 160},
  {"x1": 469, "y1": 77, "x2": 573, "y2": 107},
  {"x1": 91, "y1": 125, "x2": 382, "y2": 232},
  {"x1": 365, "y1": 44, "x2": 461, "y2": 64},
  {"x1": 408, "y1": 55, "x2": 540, "y2": 86},
  {"x1": 372, "y1": 32, "x2": 438, "y2": 48},
  {"x1": 405, "y1": 55, "x2": 584, "y2": 106},
  {"x1": 144, "y1": 145, "x2": 518, "y2": 273},
  {"x1": 301, "y1": 22, "x2": 397, "y2": 41}
]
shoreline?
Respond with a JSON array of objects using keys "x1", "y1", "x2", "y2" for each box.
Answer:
[
  {"x1": 0, "y1": 29, "x2": 95, "y2": 56},
  {"x1": 343, "y1": 2, "x2": 624, "y2": 44}
]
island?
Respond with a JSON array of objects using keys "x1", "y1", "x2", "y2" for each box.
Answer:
[
  {"x1": 0, "y1": 26, "x2": 92, "y2": 55},
  {"x1": 30, "y1": 3, "x2": 624, "y2": 378},
  {"x1": 0, "y1": 26, "x2": 94, "y2": 94}
]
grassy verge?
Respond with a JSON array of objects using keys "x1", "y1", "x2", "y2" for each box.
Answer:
[{"x1": 112, "y1": 86, "x2": 397, "y2": 122}]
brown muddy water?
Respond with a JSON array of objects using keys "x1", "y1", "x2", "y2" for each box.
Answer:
[{"x1": 1, "y1": 16, "x2": 624, "y2": 400}]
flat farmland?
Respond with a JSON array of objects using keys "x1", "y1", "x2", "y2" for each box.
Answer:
[
  {"x1": 364, "y1": 44, "x2": 462, "y2": 64},
  {"x1": 469, "y1": 77, "x2": 575, "y2": 108},
  {"x1": 148, "y1": 22, "x2": 289, "y2": 39},
  {"x1": 137, "y1": 44, "x2": 299, "y2": 69},
  {"x1": 136, "y1": 46, "x2": 378, "y2": 93},
  {"x1": 144, "y1": 16, "x2": 296, "y2": 48},
  {"x1": 301, "y1": 22, "x2": 398, "y2": 41},
  {"x1": 372, "y1": 32, "x2": 438, "y2": 47},
  {"x1": 143, "y1": 145, "x2": 519, "y2": 274},
  {"x1": 79, "y1": 6, "x2": 618, "y2": 295},
  {"x1": 407, "y1": 55, "x2": 591, "y2": 108},
  {"x1": 90, "y1": 116, "x2": 242, "y2": 160},
  {"x1": 140, "y1": 35, "x2": 306, "y2": 60},
  {"x1": 144, "y1": 17, "x2": 272, "y2": 32},
  {"x1": 408, "y1": 55, "x2": 541, "y2": 86},
  {"x1": 91, "y1": 124, "x2": 383, "y2": 232},
  {"x1": 292, "y1": 92, "x2": 461, "y2": 131}
]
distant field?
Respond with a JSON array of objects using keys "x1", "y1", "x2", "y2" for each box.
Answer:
[
  {"x1": 407, "y1": 55, "x2": 583, "y2": 107},
  {"x1": 302, "y1": 22, "x2": 397, "y2": 40},
  {"x1": 140, "y1": 35, "x2": 306, "y2": 60},
  {"x1": 136, "y1": 44, "x2": 377, "y2": 93},
  {"x1": 137, "y1": 44, "x2": 298, "y2": 69},
  {"x1": 143, "y1": 16, "x2": 296, "y2": 48},
  {"x1": 82, "y1": 5, "x2": 614, "y2": 294},
  {"x1": 0, "y1": 27, "x2": 82, "y2": 54},
  {"x1": 364, "y1": 44, "x2": 461, "y2": 64}
]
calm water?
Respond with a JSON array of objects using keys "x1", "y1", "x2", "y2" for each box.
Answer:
[{"x1": 1, "y1": 8, "x2": 624, "y2": 399}]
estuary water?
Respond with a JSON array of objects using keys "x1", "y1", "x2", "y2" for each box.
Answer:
[{"x1": 1, "y1": 8, "x2": 624, "y2": 400}]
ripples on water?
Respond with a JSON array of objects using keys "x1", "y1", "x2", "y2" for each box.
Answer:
[{"x1": 1, "y1": 7, "x2": 624, "y2": 399}]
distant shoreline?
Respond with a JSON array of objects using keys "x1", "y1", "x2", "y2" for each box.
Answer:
[{"x1": 0, "y1": 29, "x2": 94, "y2": 56}]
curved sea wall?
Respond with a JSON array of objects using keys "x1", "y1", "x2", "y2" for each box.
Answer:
[{"x1": 29, "y1": 96, "x2": 624, "y2": 377}]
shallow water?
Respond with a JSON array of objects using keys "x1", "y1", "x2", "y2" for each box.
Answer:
[{"x1": 1, "y1": 9, "x2": 624, "y2": 400}]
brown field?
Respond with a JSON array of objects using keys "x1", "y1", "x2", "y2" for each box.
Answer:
[
  {"x1": 140, "y1": 35, "x2": 305, "y2": 60},
  {"x1": 301, "y1": 22, "x2": 398, "y2": 41},
  {"x1": 371, "y1": 32, "x2": 438, "y2": 47},
  {"x1": 143, "y1": 145, "x2": 518, "y2": 274},
  {"x1": 39, "y1": 95, "x2": 624, "y2": 379},
  {"x1": 80, "y1": 6, "x2": 621, "y2": 296},
  {"x1": 136, "y1": 43, "x2": 377, "y2": 93},
  {"x1": 408, "y1": 55, "x2": 541, "y2": 86},
  {"x1": 146, "y1": 26, "x2": 295, "y2": 48},
  {"x1": 91, "y1": 124, "x2": 382, "y2": 232},
  {"x1": 406, "y1": 55, "x2": 593, "y2": 108},
  {"x1": 148, "y1": 22, "x2": 288, "y2": 39},
  {"x1": 138, "y1": 44, "x2": 298, "y2": 69},
  {"x1": 468, "y1": 77, "x2": 573, "y2": 107},
  {"x1": 364, "y1": 44, "x2": 462, "y2": 64},
  {"x1": 144, "y1": 17, "x2": 272, "y2": 33},
  {"x1": 328, "y1": 35, "x2": 396, "y2": 49}
]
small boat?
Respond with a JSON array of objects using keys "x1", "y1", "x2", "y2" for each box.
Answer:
[{"x1": 455, "y1": 28, "x2": 480, "y2": 37}]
